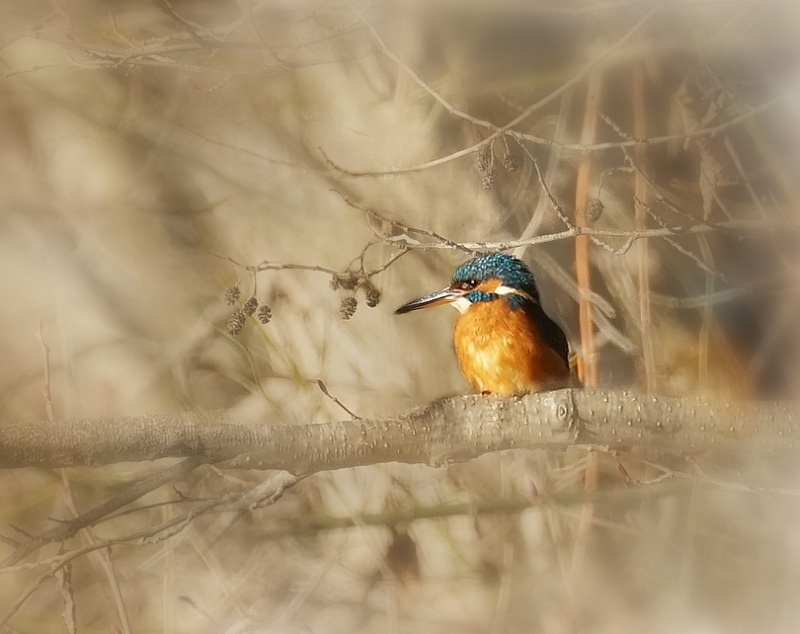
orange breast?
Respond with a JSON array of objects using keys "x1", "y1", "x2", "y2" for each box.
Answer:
[{"x1": 453, "y1": 299, "x2": 570, "y2": 396}]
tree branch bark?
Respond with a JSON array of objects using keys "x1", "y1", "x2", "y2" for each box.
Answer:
[{"x1": 1, "y1": 389, "x2": 797, "y2": 472}]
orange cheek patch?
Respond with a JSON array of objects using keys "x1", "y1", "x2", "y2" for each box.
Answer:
[{"x1": 476, "y1": 278, "x2": 502, "y2": 293}]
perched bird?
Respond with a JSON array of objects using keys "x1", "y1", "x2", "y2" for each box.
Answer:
[{"x1": 395, "y1": 253, "x2": 571, "y2": 396}]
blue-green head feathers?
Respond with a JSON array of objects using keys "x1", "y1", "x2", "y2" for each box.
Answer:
[{"x1": 452, "y1": 253, "x2": 540, "y2": 304}]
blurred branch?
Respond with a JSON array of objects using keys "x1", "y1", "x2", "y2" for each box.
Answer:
[
  {"x1": 0, "y1": 51, "x2": 364, "y2": 80},
  {"x1": 152, "y1": 0, "x2": 211, "y2": 48},
  {"x1": 321, "y1": 2, "x2": 783, "y2": 181},
  {"x1": 319, "y1": 3, "x2": 662, "y2": 177},
  {"x1": 26, "y1": 22, "x2": 363, "y2": 58},
  {"x1": 318, "y1": 91, "x2": 784, "y2": 177},
  {"x1": 521, "y1": 95, "x2": 784, "y2": 152},
  {"x1": 0, "y1": 457, "x2": 206, "y2": 569},
  {"x1": 362, "y1": 217, "x2": 794, "y2": 253},
  {"x1": 0, "y1": 470, "x2": 298, "y2": 625},
  {"x1": 1, "y1": 389, "x2": 798, "y2": 473},
  {"x1": 257, "y1": 480, "x2": 689, "y2": 539},
  {"x1": 368, "y1": 4, "x2": 659, "y2": 138}
]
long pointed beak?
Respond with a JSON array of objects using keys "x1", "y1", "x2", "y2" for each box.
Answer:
[{"x1": 394, "y1": 287, "x2": 464, "y2": 314}]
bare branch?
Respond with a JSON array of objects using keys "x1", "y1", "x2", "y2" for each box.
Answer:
[
  {"x1": 0, "y1": 471, "x2": 298, "y2": 626},
  {"x1": 0, "y1": 457, "x2": 205, "y2": 569},
  {"x1": 375, "y1": 218, "x2": 794, "y2": 252},
  {"x1": 1, "y1": 390, "x2": 798, "y2": 475}
]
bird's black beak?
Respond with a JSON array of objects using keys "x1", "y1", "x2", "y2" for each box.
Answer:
[{"x1": 394, "y1": 287, "x2": 465, "y2": 314}]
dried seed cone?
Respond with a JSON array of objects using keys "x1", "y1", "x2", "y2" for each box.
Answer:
[
  {"x1": 474, "y1": 145, "x2": 492, "y2": 172},
  {"x1": 224, "y1": 286, "x2": 241, "y2": 306},
  {"x1": 587, "y1": 198, "x2": 605, "y2": 223},
  {"x1": 339, "y1": 296, "x2": 357, "y2": 320},
  {"x1": 502, "y1": 152, "x2": 518, "y2": 172},
  {"x1": 227, "y1": 310, "x2": 246, "y2": 335},
  {"x1": 480, "y1": 169, "x2": 496, "y2": 190},
  {"x1": 365, "y1": 287, "x2": 381, "y2": 308},
  {"x1": 257, "y1": 304, "x2": 273, "y2": 324},
  {"x1": 242, "y1": 297, "x2": 259, "y2": 316}
]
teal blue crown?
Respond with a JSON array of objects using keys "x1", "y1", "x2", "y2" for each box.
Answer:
[{"x1": 452, "y1": 253, "x2": 540, "y2": 303}]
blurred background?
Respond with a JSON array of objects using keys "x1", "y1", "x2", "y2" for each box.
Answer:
[{"x1": 2, "y1": 1, "x2": 800, "y2": 632}]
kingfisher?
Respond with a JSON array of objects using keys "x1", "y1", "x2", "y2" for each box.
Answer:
[{"x1": 395, "y1": 253, "x2": 571, "y2": 396}]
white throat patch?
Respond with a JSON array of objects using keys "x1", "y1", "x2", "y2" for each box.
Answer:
[{"x1": 450, "y1": 296, "x2": 471, "y2": 314}]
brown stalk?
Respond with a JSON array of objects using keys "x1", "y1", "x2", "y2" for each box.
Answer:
[
  {"x1": 574, "y1": 73, "x2": 603, "y2": 387},
  {"x1": 633, "y1": 62, "x2": 657, "y2": 392},
  {"x1": 569, "y1": 70, "x2": 603, "y2": 606}
]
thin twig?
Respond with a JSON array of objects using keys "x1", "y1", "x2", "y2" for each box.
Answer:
[{"x1": 316, "y1": 379, "x2": 361, "y2": 419}]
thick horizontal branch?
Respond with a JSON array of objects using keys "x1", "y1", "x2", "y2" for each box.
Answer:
[{"x1": 1, "y1": 390, "x2": 798, "y2": 472}]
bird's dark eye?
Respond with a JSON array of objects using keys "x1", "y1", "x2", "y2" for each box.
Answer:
[{"x1": 455, "y1": 279, "x2": 477, "y2": 291}]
